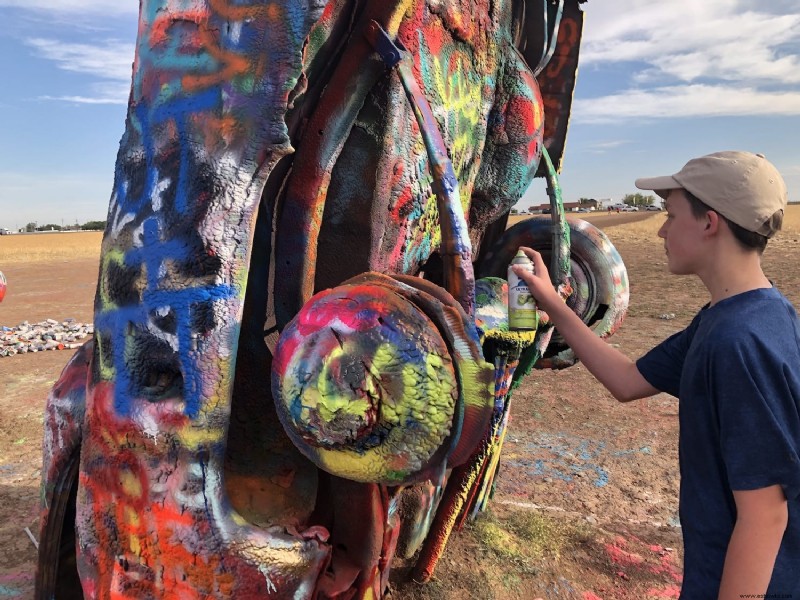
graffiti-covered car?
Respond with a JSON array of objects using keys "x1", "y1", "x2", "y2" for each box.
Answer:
[{"x1": 36, "y1": 1, "x2": 628, "y2": 598}]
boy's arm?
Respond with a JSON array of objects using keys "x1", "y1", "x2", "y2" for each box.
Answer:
[
  {"x1": 718, "y1": 485, "x2": 788, "y2": 600},
  {"x1": 514, "y1": 248, "x2": 658, "y2": 402}
]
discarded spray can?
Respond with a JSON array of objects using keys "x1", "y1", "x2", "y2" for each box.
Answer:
[
  {"x1": 507, "y1": 249, "x2": 537, "y2": 330},
  {"x1": 0, "y1": 271, "x2": 6, "y2": 303}
]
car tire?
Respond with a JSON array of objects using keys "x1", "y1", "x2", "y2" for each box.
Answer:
[{"x1": 476, "y1": 217, "x2": 629, "y2": 367}]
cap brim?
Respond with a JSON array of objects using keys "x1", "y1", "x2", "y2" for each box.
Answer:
[{"x1": 635, "y1": 175, "x2": 681, "y2": 200}]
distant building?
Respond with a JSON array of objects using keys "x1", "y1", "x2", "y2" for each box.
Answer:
[
  {"x1": 529, "y1": 200, "x2": 598, "y2": 213},
  {"x1": 596, "y1": 198, "x2": 614, "y2": 209}
]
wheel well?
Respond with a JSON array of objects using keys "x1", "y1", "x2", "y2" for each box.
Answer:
[{"x1": 35, "y1": 450, "x2": 82, "y2": 599}]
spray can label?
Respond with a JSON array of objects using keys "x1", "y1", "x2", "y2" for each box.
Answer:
[{"x1": 508, "y1": 249, "x2": 537, "y2": 330}]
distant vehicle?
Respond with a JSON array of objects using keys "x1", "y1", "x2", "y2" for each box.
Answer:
[
  {"x1": 610, "y1": 203, "x2": 636, "y2": 211},
  {"x1": 0, "y1": 228, "x2": 11, "y2": 235},
  {"x1": 645, "y1": 205, "x2": 662, "y2": 211},
  {"x1": 577, "y1": 207, "x2": 590, "y2": 213},
  {"x1": 541, "y1": 208, "x2": 551, "y2": 214}
]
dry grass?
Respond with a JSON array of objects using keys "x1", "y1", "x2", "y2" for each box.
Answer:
[
  {"x1": 1, "y1": 206, "x2": 796, "y2": 266},
  {"x1": 0, "y1": 231, "x2": 103, "y2": 264},
  {"x1": 510, "y1": 204, "x2": 800, "y2": 244},
  {"x1": 395, "y1": 506, "x2": 594, "y2": 600},
  {"x1": 604, "y1": 203, "x2": 800, "y2": 244},
  {"x1": 471, "y1": 507, "x2": 584, "y2": 563}
]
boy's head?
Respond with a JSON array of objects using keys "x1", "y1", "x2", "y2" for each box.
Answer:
[{"x1": 635, "y1": 151, "x2": 788, "y2": 249}]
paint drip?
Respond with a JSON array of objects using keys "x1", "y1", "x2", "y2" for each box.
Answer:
[{"x1": 507, "y1": 249, "x2": 537, "y2": 330}]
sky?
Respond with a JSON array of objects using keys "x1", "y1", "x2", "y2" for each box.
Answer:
[{"x1": 0, "y1": 0, "x2": 798, "y2": 231}]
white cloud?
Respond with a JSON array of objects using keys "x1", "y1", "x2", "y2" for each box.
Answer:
[
  {"x1": 0, "y1": 0, "x2": 136, "y2": 15},
  {"x1": 582, "y1": 140, "x2": 631, "y2": 154},
  {"x1": 581, "y1": 0, "x2": 800, "y2": 84},
  {"x1": 27, "y1": 38, "x2": 134, "y2": 82},
  {"x1": 576, "y1": 0, "x2": 800, "y2": 120},
  {"x1": 582, "y1": 1, "x2": 800, "y2": 83},
  {"x1": 26, "y1": 38, "x2": 133, "y2": 104},
  {"x1": 573, "y1": 85, "x2": 800, "y2": 124},
  {"x1": 39, "y1": 94, "x2": 127, "y2": 106}
]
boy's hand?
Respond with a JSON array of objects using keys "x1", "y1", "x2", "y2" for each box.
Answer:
[
  {"x1": 510, "y1": 247, "x2": 658, "y2": 403},
  {"x1": 511, "y1": 247, "x2": 563, "y2": 312}
]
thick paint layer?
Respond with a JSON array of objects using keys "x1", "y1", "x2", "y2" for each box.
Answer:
[
  {"x1": 273, "y1": 281, "x2": 459, "y2": 484},
  {"x1": 36, "y1": 2, "x2": 617, "y2": 599}
]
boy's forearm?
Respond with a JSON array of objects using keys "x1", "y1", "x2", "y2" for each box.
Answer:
[
  {"x1": 513, "y1": 247, "x2": 657, "y2": 401},
  {"x1": 718, "y1": 520, "x2": 784, "y2": 599},
  {"x1": 544, "y1": 301, "x2": 651, "y2": 402}
]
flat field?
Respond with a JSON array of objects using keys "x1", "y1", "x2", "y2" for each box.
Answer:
[
  {"x1": 1, "y1": 208, "x2": 799, "y2": 599},
  {"x1": 0, "y1": 231, "x2": 102, "y2": 265}
]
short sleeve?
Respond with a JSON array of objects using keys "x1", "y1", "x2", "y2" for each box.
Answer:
[
  {"x1": 714, "y1": 339, "x2": 800, "y2": 500},
  {"x1": 636, "y1": 324, "x2": 695, "y2": 398}
]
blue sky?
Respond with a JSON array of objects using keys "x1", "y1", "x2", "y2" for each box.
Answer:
[{"x1": 0, "y1": 0, "x2": 798, "y2": 231}]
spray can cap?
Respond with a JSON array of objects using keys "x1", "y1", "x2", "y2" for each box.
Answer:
[{"x1": 511, "y1": 249, "x2": 531, "y2": 265}]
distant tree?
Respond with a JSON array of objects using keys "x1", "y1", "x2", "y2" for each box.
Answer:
[
  {"x1": 25, "y1": 222, "x2": 37, "y2": 232},
  {"x1": 36, "y1": 223, "x2": 62, "y2": 231},
  {"x1": 510, "y1": 208, "x2": 519, "y2": 215},
  {"x1": 81, "y1": 220, "x2": 107, "y2": 231},
  {"x1": 622, "y1": 192, "x2": 656, "y2": 207},
  {"x1": 578, "y1": 197, "x2": 595, "y2": 206}
]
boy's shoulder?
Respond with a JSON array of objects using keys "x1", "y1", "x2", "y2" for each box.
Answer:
[
  {"x1": 703, "y1": 288, "x2": 800, "y2": 352},
  {"x1": 707, "y1": 287, "x2": 797, "y2": 321}
]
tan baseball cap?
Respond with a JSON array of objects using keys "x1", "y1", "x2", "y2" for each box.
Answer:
[{"x1": 635, "y1": 151, "x2": 788, "y2": 237}]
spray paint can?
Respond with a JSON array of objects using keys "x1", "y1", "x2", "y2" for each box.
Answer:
[{"x1": 508, "y1": 249, "x2": 537, "y2": 330}]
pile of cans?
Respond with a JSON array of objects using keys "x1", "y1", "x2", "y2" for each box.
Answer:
[{"x1": 0, "y1": 319, "x2": 93, "y2": 357}]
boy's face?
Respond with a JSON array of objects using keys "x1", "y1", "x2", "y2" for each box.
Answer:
[{"x1": 658, "y1": 189, "x2": 709, "y2": 275}]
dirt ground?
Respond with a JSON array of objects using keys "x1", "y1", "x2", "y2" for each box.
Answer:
[
  {"x1": 1, "y1": 211, "x2": 799, "y2": 599},
  {"x1": 0, "y1": 251, "x2": 98, "y2": 599}
]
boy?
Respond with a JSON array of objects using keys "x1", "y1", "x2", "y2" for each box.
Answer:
[{"x1": 514, "y1": 151, "x2": 800, "y2": 598}]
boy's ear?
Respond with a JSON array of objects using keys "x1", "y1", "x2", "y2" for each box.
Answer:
[{"x1": 705, "y1": 210, "x2": 721, "y2": 235}]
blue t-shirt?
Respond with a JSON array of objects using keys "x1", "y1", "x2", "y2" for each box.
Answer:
[{"x1": 637, "y1": 287, "x2": 800, "y2": 599}]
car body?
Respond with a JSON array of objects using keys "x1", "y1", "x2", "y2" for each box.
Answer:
[
  {"x1": 34, "y1": 2, "x2": 630, "y2": 599},
  {"x1": 645, "y1": 205, "x2": 662, "y2": 211}
]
